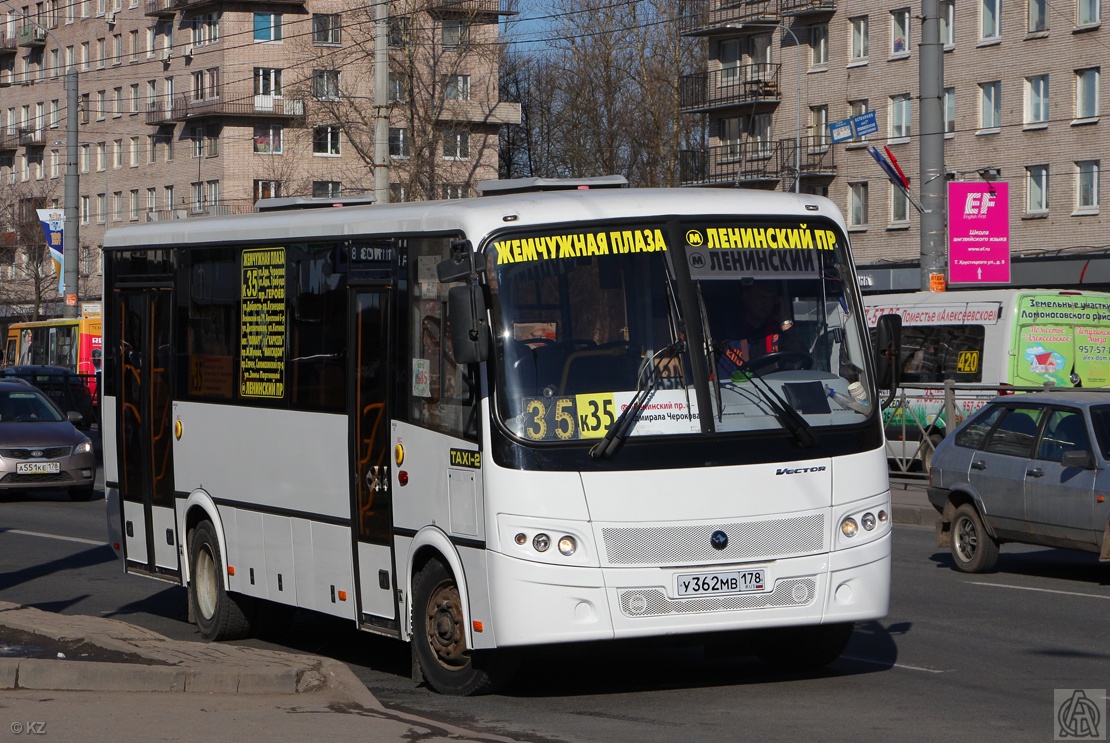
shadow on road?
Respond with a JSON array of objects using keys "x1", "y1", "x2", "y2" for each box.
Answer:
[
  {"x1": 929, "y1": 548, "x2": 1110, "y2": 586},
  {"x1": 0, "y1": 540, "x2": 116, "y2": 592}
]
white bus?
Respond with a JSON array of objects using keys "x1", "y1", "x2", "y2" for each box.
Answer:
[
  {"x1": 863, "y1": 288, "x2": 1110, "y2": 469},
  {"x1": 103, "y1": 182, "x2": 895, "y2": 695}
]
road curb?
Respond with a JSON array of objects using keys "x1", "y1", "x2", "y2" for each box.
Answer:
[{"x1": 892, "y1": 504, "x2": 938, "y2": 527}]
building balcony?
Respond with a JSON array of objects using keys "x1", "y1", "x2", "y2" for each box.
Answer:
[
  {"x1": 166, "y1": 0, "x2": 304, "y2": 10},
  {"x1": 149, "y1": 90, "x2": 306, "y2": 123},
  {"x1": 0, "y1": 33, "x2": 18, "y2": 54},
  {"x1": 0, "y1": 128, "x2": 19, "y2": 151},
  {"x1": 145, "y1": 203, "x2": 253, "y2": 221},
  {"x1": 679, "y1": 65, "x2": 781, "y2": 113},
  {"x1": 778, "y1": 135, "x2": 836, "y2": 180},
  {"x1": 143, "y1": 0, "x2": 178, "y2": 16},
  {"x1": 17, "y1": 128, "x2": 46, "y2": 147},
  {"x1": 17, "y1": 25, "x2": 47, "y2": 47},
  {"x1": 679, "y1": 0, "x2": 779, "y2": 36},
  {"x1": 429, "y1": 0, "x2": 514, "y2": 17},
  {"x1": 778, "y1": 0, "x2": 836, "y2": 16},
  {"x1": 437, "y1": 100, "x2": 522, "y2": 126},
  {"x1": 680, "y1": 142, "x2": 782, "y2": 186}
]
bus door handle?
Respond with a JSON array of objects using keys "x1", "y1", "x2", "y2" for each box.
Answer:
[
  {"x1": 971, "y1": 460, "x2": 987, "y2": 470},
  {"x1": 1027, "y1": 467, "x2": 1044, "y2": 478}
]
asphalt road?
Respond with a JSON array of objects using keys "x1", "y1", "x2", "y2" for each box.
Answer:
[{"x1": 2, "y1": 485, "x2": 1108, "y2": 743}]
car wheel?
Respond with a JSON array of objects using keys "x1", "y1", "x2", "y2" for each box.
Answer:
[
  {"x1": 188, "y1": 521, "x2": 254, "y2": 640},
  {"x1": 68, "y1": 485, "x2": 96, "y2": 501},
  {"x1": 919, "y1": 434, "x2": 943, "y2": 474},
  {"x1": 754, "y1": 622, "x2": 855, "y2": 671},
  {"x1": 411, "y1": 559, "x2": 517, "y2": 695},
  {"x1": 950, "y1": 503, "x2": 999, "y2": 573}
]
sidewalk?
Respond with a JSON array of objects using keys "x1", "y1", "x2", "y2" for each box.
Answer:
[
  {"x1": 0, "y1": 601, "x2": 524, "y2": 742},
  {"x1": 889, "y1": 476, "x2": 938, "y2": 528}
]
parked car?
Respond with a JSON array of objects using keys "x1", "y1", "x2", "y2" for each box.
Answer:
[
  {"x1": 1, "y1": 365, "x2": 96, "y2": 429},
  {"x1": 927, "y1": 391, "x2": 1110, "y2": 572},
  {"x1": 0, "y1": 379, "x2": 97, "y2": 501}
]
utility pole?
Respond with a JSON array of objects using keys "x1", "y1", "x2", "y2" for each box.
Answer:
[
  {"x1": 373, "y1": 0, "x2": 390, "y2": 202},
  {"x1": 919, "y1": 0, "x2": 946, "y2": 290},
  {"x1": 63, "y1": 65, "x2": 79, "y2": 317}
]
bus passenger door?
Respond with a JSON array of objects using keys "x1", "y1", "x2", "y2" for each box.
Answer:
[
  {"x1": 116, "y1": 288, "x2": 180, "y2": 578},
  {"x1": 351, "y1": 289, "x2": 397, "y2": 627}
]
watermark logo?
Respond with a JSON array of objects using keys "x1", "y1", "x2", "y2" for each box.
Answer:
[{"x1": 1055, "y1": 689, "x2": 1106, "y2": 740}]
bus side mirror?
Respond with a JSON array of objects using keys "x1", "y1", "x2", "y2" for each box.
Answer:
[
  {"x1": 448, "y1": 285, "x2": 489, "y2": 365},
  {"x1": 874, "y1": 313, "x2": 902, "y2": 391}
]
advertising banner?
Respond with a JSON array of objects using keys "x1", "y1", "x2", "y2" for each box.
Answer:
[
  {"x1": 36, "y1": 208, "x2": 64, "y2": 296},
  {"x1": 948, "y1": 182, "x2": 1010, "y2": 284}
]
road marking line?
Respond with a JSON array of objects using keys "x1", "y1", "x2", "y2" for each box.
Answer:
[
  {"x1": 3, "y1": 529, "x2": 104, "y2": 547},
  {"x1": 970, "y1": 581, "x2": 1110, "y2": 601},
  {"x1": 841, "y1": 655, "x2": 951, "y2": 673}
]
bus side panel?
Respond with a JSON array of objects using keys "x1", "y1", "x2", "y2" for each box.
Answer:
[
  {"x1": 102, "y1": 395, "x2": 119, "y2": 484},
  {"x1": 357, "y1": 542, "x2": 396, "y2": 619},
  {"x1": 122, "y1": 500, "x2": 149, "y2": 569},
  {"x1": 309, "y1": 522, "x2": 357, "y2": 621},
  {"x1": 151, "y1": 505, "x2": 179, "y2": 572}
]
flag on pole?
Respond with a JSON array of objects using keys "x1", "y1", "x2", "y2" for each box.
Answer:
[
  {"x1": 883, "y1": 145, "x2": 910, "y2": 187},
  {"x1": 36, "y1": 208, "x2": 64, "y2": 296}
]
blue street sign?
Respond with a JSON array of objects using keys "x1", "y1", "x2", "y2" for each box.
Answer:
[
  {"x1": 852, "y1": 110, "x2": 879, "y2": 137},
  {"x1": 828, "y1": 118, "x2": 853, "y2": 144}
]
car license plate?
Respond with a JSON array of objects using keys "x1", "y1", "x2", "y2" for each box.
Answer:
[
  {"x1": 676, "y1": 568, "x2": 766, "y2": 597},
  {"x1": 16, "y1": 462, "x2": 60, "y2": 475}
]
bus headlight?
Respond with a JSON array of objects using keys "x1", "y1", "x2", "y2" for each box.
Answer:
[
  {"x1": 557, "y1": 536, "x2": 577, "y2": 556},
  {"x1": 861, "y1": 512, "x2": 876, "y2": 531},
  {"x1": 840, "y1": 517, "x2": 859, "y2": 538},
  {"x1": 532, "y1": 533, "x2": 550, "y2": 552}
]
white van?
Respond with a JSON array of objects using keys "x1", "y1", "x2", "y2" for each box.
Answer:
[{"x1": 863, "y1": 288, "x2": 1110, "y2": 468}]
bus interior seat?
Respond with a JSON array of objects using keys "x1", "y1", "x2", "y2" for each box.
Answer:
[{"x1": 560, "y1": 345, "x2": 639, "y2": 395}]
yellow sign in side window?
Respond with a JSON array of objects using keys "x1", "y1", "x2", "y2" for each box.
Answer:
[
  {"x1": 240, "y1": 247, "x2": 287, "y2": 398},
  {"x1": 956, "y1": 350, "x2": 980, "y2": 374}
]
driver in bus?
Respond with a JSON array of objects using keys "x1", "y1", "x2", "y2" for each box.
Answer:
[{"x1": 716, "y1": 282, "x2": 803, "y2": 379}]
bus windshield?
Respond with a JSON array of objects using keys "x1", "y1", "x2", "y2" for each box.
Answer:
[{"x1": 488, "y1": 218, "x2": 873, "y2": 443}]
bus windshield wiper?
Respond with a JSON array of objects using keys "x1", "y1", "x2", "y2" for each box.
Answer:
[
  {"x1": 738, "y1": 369, "x2": 818, "y2": 448},
  {"x1": 589, "y1": 340, "x2": 686, "y2": 460}
]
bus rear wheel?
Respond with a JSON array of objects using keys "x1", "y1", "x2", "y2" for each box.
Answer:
[
  {"x1": 188, "y1": 520, "x2": 253, "y2": 641},
  {"x1": 411, "y1": 559, "x2": 516, "y2": 696}
]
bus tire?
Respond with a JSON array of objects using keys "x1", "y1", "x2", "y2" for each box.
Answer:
[
  {"x1": 411, "y1": 559, "x2": 517, "y2": 696},
  {"x1": 755, "y1": 622, "x2": 854, "y2": 671},
  {"x1": 188, "y1": 520, "x2": 253, "y2": 641},
  {"x1": 950, "y1": 503, "x2": 999, "y2": 573}
]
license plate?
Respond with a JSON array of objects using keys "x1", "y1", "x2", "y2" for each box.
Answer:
[
  {"x1": 676, "y1": 568, "x2": 766, "y2": 597},
  {"x1": 17, "y1": 462, "x2": 60, "y2": 475}
]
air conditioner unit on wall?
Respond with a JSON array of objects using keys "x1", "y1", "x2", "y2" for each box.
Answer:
[
  {"x1": 182, "y1": 45, "x2": 193, "y2": 57},
  {"x1": 105, "y1": 11, "x2": 115, "y2": 24}
]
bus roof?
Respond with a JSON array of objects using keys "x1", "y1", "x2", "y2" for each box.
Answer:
[{"x1": 103, "y1": 188, "x2": 847, "y2": 250}]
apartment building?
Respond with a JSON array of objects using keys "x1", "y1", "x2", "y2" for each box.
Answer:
[
  {"x1": 0, "y1": 0, "x2": 519, "y2": 312},
  {"x1": 680, "y1": 0, "x2": 1109, "y2": 289}
]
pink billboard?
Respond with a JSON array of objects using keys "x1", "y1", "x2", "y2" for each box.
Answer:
[{"x1": 948, "y1": 182, "x2": 1010, "y2": 284}]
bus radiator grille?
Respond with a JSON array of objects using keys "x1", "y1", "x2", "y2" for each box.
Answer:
[
  {"x1": 617, "y1": 578, "x2": 816, "y2": 617},
  {"x1": 600, "y1": 515, "x2": 825, "y2": 566}
]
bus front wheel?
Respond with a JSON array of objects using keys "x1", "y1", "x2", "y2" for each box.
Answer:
[
  {"x1": 188, "y1": 520, "x2": 254, "y2": 641},
  {"x1": 411, "y1": 559, "x2": 517, "y2": 695}
]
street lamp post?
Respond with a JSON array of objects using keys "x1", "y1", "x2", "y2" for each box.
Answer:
[{"x1": 3, "y1": 2, "x2": 81, "y2": 317}]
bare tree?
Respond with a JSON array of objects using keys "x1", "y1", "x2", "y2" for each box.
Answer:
[{"x1": 0, "y1": 180, "x2": 64, "y2": 321}]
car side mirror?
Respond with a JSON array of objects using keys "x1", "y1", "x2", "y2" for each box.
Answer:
[
  {"x1": 67, "y1": 411, "x2": 84, "y2": 424},
  {"x1": 1060, "y1": 450, "x2": 1094, "y2": 469}
]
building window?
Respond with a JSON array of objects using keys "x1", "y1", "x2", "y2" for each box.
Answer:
[
  {"x1": 444, "y1": 130, "x2": 470, "y2": 160},
  {"x1": 254, "y1": 180, "x2": 283, "y2": 201},
  {"x1": 890, "y1": 94, "x2": 911, "y2": 139},
  {"x1": 849, "y1": 182, "x2": 869, "y2": 227},
  {"x1": 390, "y1": 183, "x2": 406, "y2": 202},
  {"x1": 442, "y1": 184, "x2": 466, "y2": 199},
  {"x1": 891, "y1": 186, "x2": 910, "y2": 224},
  {"x1": 389, "y1": 16, "x2": 411, "y2": 49},
  {"x1": 388, "y1": 73, "x2": 408, "y2": 104},
  {"x1": 850, "y1": 99, "x2": 869, "y2": 142},
  {"x1": 80, "y1": 195, "x2": 90, "y2": 224},
  {"x1": 254, "y1": 13, "x2": 282, "y2": 42},
  {"x1": 80, "y1": 143, "x2": 90, "y2": 172},
  {"x1": 313, "y1": 69, "x2": 340, "y2": 100},
  {"x1": 312, "y1": 13, "x2": 341, "y2": 45},
  {"x1": 113, "y1": 139, "x2": 123, "y2": 168},
  {"x1": 253, "y1": 124, "x2": 283, "y2": 154},
  {"x1": 1078, "y1": 0, "x2": 1100, "y2": 26},
  {"x1": 1076, "y1": 161, "x2": 1099, "y2": 211},
  {"x1": 164, "y1": 185, "x2": 174, "y2": 208},
  {"x1": 312, "y1": 181, "x2": 341, "y2": 198},
  {"x1": 979, "y1": 81, "x2": 1001, "y2": 129},
  {"x1": 810, "y1": 105, "x2": 829, "y2": 149},
  {"x1": 890, "y1": 9, "x2": 910, "y2": 55},
  {"x1": 1025, "y1": 75, "x2": 1049, "y2": 125},
  {"x1": 389, "y1": 128, "x2": 410, "y2": 158},
  {"x1": 810, "y1": 24, "x2": 828, "y2": 67},
  {"x1": 944, "y1": 87, "x2": 956, "y2": 134},
  {"x1": 1028, "y1": 0, "x2": 1048, "y2": 32},
  {"x1": 147, "y1": 187, "x2": 157, "y2": 212},
  {"x1": 1076, "y1": 68, "x2": 1100, "y2": 119},
  {"x1": 444, "y1": 74, "x2": 470, "y2": 101},
  {"x1": 96, "y1": 193, "x2": 106, "y2": 224},
  {"x1": 442, "y1": 20, "x2": 468, "y2": 49},
  {"x1": 719, "y1": 39, "x2": 741, "y2": 86},
  {"x1": 850, "y1": 16, "x2": 869, "y2": 62},
  {"x1": 130, "y1": 136, "x2": 140, "y2": 166},
  {"x1": 1026, "y1": 165, "x2": 1049, "y2": 213},
  {"x1": 313, "y1": 125, "x2": 341, "y2": 155},
  {"x1": 130, "y1": 189, "x2": 140, "y2": 220},
  {"x1": 981, "y1": 0, "x2": 1000, "y2": 40},
  {"x1": 254, "y1": 68, "x2": 283, "y2": 97}
]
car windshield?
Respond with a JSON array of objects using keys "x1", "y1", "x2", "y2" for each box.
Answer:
[
  {"x1": 486, "y1": 217, "x2": 873, "y2": 444},
  {"x1": 1089, "y1": 405, "x2": 1110, "y2": 460},
  {"x1": 0, "y1": 390, "x2": 66, "y2": 423}
]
